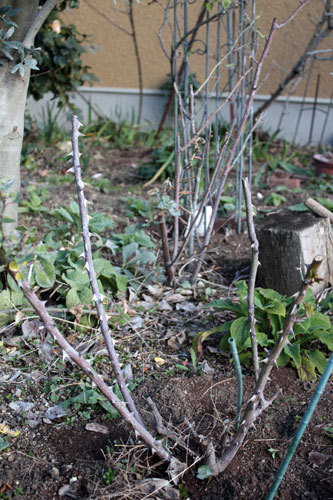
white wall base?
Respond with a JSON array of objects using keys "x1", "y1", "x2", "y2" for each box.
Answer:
[{"x1": 27, "y1": 87, "x2": 333, "y2": 147}]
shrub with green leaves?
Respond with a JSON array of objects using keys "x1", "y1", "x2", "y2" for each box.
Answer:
[
  {"x1": 28, "y1": 1, "x2": 98, "y2": 107},
  {"x1": 194, "y1": 281, "x2": 332, "y2": 380}
]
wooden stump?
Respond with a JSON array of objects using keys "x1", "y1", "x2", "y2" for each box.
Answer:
[{"x1": 255, "y1": 209, "x2": 333, "y2": 296}]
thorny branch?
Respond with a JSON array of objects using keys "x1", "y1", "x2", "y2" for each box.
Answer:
[
  {"x1": 242, "y1": 177, "x2": 259, "y2": 381},
  {"x1": 210, "y1": 255, "x2": 323, "y2": 475},
  {"x1": 7, "y1": 116, "x2": 186, "y2": 481},
  {"x1": 70, "y1": 115, "x2": 143, "y2": 426}
]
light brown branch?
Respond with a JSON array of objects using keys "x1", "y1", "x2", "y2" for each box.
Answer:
[{"x1": 242, "y1": 177, "x2": 259, "y2": 381}]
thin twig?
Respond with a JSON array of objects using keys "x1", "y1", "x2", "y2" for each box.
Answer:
[{"x1": 242, "y1": 177, "x2": 259, "y2": 381}]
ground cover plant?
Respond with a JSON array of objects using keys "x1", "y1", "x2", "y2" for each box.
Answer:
[{"x1": 0, "y1": 108, "x2": 332, "y2": 499}]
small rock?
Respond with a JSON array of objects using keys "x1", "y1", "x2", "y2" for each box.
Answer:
[
  {"x1": 51, "y1": 467, "x2": 60, "y2": 480},
  {"x1": 85, "y1": 422, "x2": 109, "y2": 434},
  {"x1": 58, "y1": 484, "x2": 72, "y2": 497},
  {"x1": 8, "y1": 454, "x2": 15, "y2": 462},
  {"x1": 176, "y1": 302, "x2": 196, "y2": 312},
  {"x1": 122, "y1": 363, "x2": 133, "y2": 381},
  {"x1": 28, "y1": 418, "x2": 41, "y2": 428},
  {"x1": 45, "y1": 404, "x2": 69, "y2": 420},
  {"x1": 201, "y1": 361, "x2": 215, "y2": 375},
  {"x1": 9, "y1": 401, "x2": 35, "y2": 414}
]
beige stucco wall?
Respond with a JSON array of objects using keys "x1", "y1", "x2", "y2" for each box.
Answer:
[{"x1": 63, "y1": 0, "x2": 331, "y2": 98}]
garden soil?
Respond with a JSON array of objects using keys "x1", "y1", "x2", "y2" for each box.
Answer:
[{"x1": 0, "y1": 143, "x2": 332, "y2": 499}]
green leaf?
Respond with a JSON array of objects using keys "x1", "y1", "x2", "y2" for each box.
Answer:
[
  {"x1": 196, "y1": 465, "x2": 213, "y2": 480},
  {"x1": 315, "y1": 197, "x2": 333, "y2": 212},
  {"x1": 284, "y1": 343, "x2": 301, "y2": 369},
  {"x1": 192, "y1": 321, "x2": 233, "y2": 353},
  {"x1": 33, "y1": 258, "x2": 55, "y2": 288},
  {"x1": 305, "y1": 350, "x2": 327, "y2": 375},
  {"x1": 265, "y1": 299, "x2": 286, "y2": 317},
  {"x1": 99, "y1": 399, "x2": 119, "y2": 418},
  {"x1": 307, "y1": 312, "x2": 331, "y2": 332},
  {"x1": 277, "y1": 350, "x2": 290, "y2": 367},
  {"x1": 92, "y1": 258, "x2": 106, "y2": 276},
  {"x1": 256, "y1": 288, "x2": 284, "y2": 301},
  {"x1": 132, "y1": 230, "x2": 155, "y2": 248},
  {"x1": 122, "y1": 242, "x2": 138, "y2": 263},
  {"x1": 53, "y1": 206, "x2": 75, "y2": 224},
  {"x1": 230, "y1": 316, "x2": 250, "y2": 351},
  {"x1": 78, "y1": 287, "x2": 93, "y2": 306},
  {"x1": 256, "y1": 330, "x2": 268, "y2": 346},
  {"x1": 316, "y1": 331, "x2": 333, "y2": 350},
  {"x1": 288, "y1": 203, "x2": 308, "y2": 212},
  {"x1": 234, "y1": 280, "x2": 248, "y2": 299},
  {"x1": 25, "y1": 57, "x2": 39, "y2": 70},
  {"x1": 206, "y1": 298, "x2": 244, "y2": 316},
  {"x1": 298, "y1": 356, "x2": 317, "y2": 381},
  {"x1": 0, "y1": 290, "x2": 13, "y2": 325},
  {"x1": 90, "y1": 212, "x2": 114, "y2": 233},
  {"x1": 279, "y1": 161, "x2": 309, "y2": 176},
  {"x1": 0, "y1": 216, "x2": 15, "y2": 223},
  {"x1": 0, "y1": 437, "x2": 9, "y2": 452},
  {"x1": 0, "y1": 290, "x2": 11, "y2": 309},
  {"x1": 114, "y1": 272, "x2": 127, "y2": 293},
  {"x1": 63, "y1": 268, "x2": 90, "y2": 290},
  {"x1": 190, "y1": 347, "x2": 197, "y2": 369},
  {"x1": 66, "y1": 287, "x2": 81, "y2": 308}
]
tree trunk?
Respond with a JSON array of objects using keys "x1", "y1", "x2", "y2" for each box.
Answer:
[{"x1": 0, "y1": 62, "x2": 30, "y2": 235}]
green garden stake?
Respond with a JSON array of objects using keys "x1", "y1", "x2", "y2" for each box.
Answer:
[
  {"x1": 228, "y1": 337, "x2": 243, "y2": 430},
  {"x1": 267, "y1": 353, "x2": 333, "y2": 500}
]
